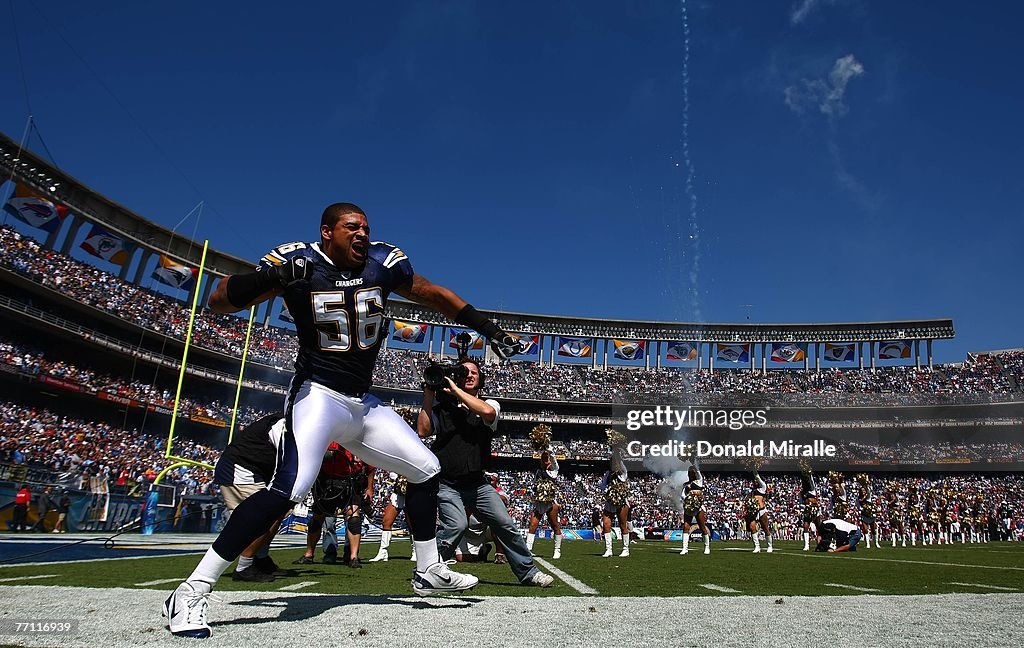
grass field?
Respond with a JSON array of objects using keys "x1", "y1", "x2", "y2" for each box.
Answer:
[{"x1": 1, "y1": 537, "x2": 1021, "y2": 598}]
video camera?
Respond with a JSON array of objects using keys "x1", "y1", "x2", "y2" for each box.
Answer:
[{"x1": 423, "y1": 331, "x2": 472, "y2": 393}]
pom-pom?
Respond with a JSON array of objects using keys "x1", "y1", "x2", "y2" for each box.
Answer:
[
  {"x1": 605, "y1": 479, "x2": 629, "y2": 507},
  {"x1": 606, "y1": 428, "x2": 626, "y2": 449},
  {"x1": 530, "y1": 424, "x2": 552, "y2": 451},
  {"x1": 534, "y1": 478, "x2": 557, "y2": 503}
]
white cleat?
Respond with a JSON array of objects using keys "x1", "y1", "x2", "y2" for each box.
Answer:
[
  {"x1": 552, "y1": 550, "x2": 561, "y2": 560},
  {"x1": 412, "y1": 562, "x2": 478, "y2": 597},
  {"x1": 619, "y1": 548, "x2": 630, "y2": 558},
  {"x1": 162, "y1": 581, "x2": 213, "y2": 639},
  {"x1": 369, "y1": 550, "x2": 389, "y2": 563},
  {"x1": 528, "y1": 571, "x2": 554, "y2": 587},
  {"x1": 601, "y1": 549, "x2": 613, "y2": 558}
]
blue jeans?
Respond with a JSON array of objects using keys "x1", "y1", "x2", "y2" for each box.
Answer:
[
  {"x1": 437, "y1": 479, "x2": 539, "y2": 584},
  {"x1": 847, "y1": 529, "x2": 864, "y2": 551}
]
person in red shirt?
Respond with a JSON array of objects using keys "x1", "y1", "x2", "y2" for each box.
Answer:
[
  {"x1": 293, "y1": 443, "x2": 374, "y2": 568},
  {"x1": 11, "y1": 484, "x2": 31, "y2": 532}
]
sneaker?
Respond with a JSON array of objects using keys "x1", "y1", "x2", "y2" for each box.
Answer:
[
  {"x1": 493, "y1": 553, "x2": 508, "y2": 565},
  {"x1": 369, "y1": 550, "x2": 389, "y2": 563},
  {"x1": 619, "y1": 548, "x2": 630, "y2": 558},
  {"x1": 162, "y1": 581, "x2": 213, "y2": 639},
  {"x1": 527, "y1": 571, "x2": 554, "y2": 588},
  {"x1": 231, "y1": 566, "x2": 275, "y2": 583},
  {"x1": 349, "y1": 558, "x2": 362, "y2": 569},
  {"x1": 323, "y1": 554, "x2": 338, "y2": 565},
  {"x1": 254, "y1": 557, "x2": 294, "y2": 577},
  {"x1": 411, "y1": 562, "x2": 479, "y2": 597},
  {"x1": 601, "y1": 549, "x2": 612, "y2": 558},
  {"x1": 552, "y1": 549, "x2": 561, "y2": 560},
  {"x1": 293, "y1": 555, "x2": 315, "y2": 564}
]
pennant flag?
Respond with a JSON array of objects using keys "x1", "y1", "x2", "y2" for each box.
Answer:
[
  {"x1": 510, "y1": 333, "x2": 540, "y2": 357},
  {"x1": 279, "y1": 304, "x2": 295, "y2": 323},
  {"x1": 823, "y1": 342, "x2": 856, "y2": 362},
  {"x1": 612, "y1": 339, "x2": 645, "y2": 361},
  {"x1": 392, "y1": 320, "x2": 427, "y2": 344},
  {"x1": 879, "y1": 340, "x2": 912, "y2": 359},
  {"x1": 770, "y1": 342, "x2": 807, "y2": 363},
  {"x1": 558, "y1": 337, "x2": 593, "y2": 358},
  {"x1": 448, "y1": 328, "x2": 485, "y2": 350},
  {"x1": 152, "y1": 254, "x2": 198, "y2": 289},
  {"x1": 666, "y1": 341, "x2": 698, "y2": 361},
  {"x1": 3, "y1": 183, "x2": 68, "y2": 233},
  {"x1": 80, "y1": 224, "x2": 134, "y2": 265},
  {"x1": 716, "y1": 343, "x2": 749, "y2": 362}
]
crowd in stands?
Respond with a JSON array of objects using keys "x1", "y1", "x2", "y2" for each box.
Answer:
[
  {"x1": 0, "y1": 401, "x2": 218, "y2": 495},
  {"x1": 4, "y1": 225, "x2": 1024, "y2": 408}
]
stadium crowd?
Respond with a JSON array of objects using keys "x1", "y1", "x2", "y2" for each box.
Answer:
[{"x1": 3, "y1": 225, "x2": 1024, "y2": 408}]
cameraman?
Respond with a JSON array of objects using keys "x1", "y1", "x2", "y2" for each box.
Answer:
[{"x1": 418, "y1": 359, "x2": 553, "y2": 588}]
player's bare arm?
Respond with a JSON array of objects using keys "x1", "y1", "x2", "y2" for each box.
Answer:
[
  {"x1": 208, "y1": 276, "x2": 281, "y2": 313},
  {"x1": 208, "y1": 256, "x2": 312, "y2": 313}
]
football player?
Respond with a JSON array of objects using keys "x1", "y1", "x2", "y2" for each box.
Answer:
[
  {"x1": 164, "y1": 203, "x2": 522, "y2": 638},
  {"x1": 526, "y1": 450, "x2": 564, "y2": 559}
]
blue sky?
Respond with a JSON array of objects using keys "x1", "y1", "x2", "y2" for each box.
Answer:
[{"x1": 1, "y1": 1, "x2": 1022, "y2": 363}]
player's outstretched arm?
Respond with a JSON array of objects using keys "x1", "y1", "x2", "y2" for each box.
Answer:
[
  {"x1": 209, "y1": 275, "x2": 281, "y2": 313},
  {"x1": 395, "y1": 274, "x2": 522, "y2": 359},
  {"x1": 208, "y1": 256, "x2": 311, "y2": 313}
]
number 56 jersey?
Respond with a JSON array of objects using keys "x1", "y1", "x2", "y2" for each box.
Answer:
[{"x1": 257, "y1": 240, "x2": 413, "y2": 395}]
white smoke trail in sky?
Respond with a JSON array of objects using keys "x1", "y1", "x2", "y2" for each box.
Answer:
[{"x1": 680, "y1": 0, "x2": 702, "y2": 322}]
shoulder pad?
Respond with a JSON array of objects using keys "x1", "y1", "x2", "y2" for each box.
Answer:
[
  {"x1": 260, "y1": 241, "x2": 316, "y2": 267},
  {"x1": 368, "y1": 241, "x2": 409, "y2": 269}
]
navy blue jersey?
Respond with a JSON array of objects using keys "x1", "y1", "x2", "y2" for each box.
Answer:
[{"x1": 258, "y1": 240, "x2": 414, "y2": 394}]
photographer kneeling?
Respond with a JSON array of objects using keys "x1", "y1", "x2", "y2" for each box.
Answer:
[
  {"x1": 418, "y1": 358, "x2": 553, "y2": 588},
  {"x1": 816, "y1": 517, "x2": 864, "y2": 553}
]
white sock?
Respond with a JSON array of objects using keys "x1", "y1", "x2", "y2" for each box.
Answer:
[
  {"x1": 803, "y1": 532, "x2": 809, "y2": 547},
  {"x1": 766, "y1": 535, "x2": 773, "y2": 549},
  {"x1": 753, "y1": 535, "x2": 760, "y2": 549},
  {"x1": 682, "y1": 534, "x2": 690, "y2": 552},
  {"x1": 622, "y1": 534, "x2": 630, "y2": 548},
  {"x1": 554, "y1": 535, "x2": 562, "y2": 551},
  {"x1": 380, "y1": 529, "x2": 392, "y2": 551},
  {"x1": 413, "y1": 540, "x2": 440, "y2": 571},
  {"x1": 189, "y1": 548, "x2": 230, "y2": 585},
  {"x1": 526, "y1": 534, "x2": 536, "y2": 551},
  {"x1": 236, "y1": 556, "x2": 254, "y2": 572},
  {"x1": 704, "y1": 535, "x2": 710, "y2": 550}
]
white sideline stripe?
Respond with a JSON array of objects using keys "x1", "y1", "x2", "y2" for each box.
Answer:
[
  {"x1": 0, "y1": 574, "x2": 57, "y2": 583},
  {"x1": 825, "y1": 583, "x2": 882, "y2": 593},
  {"x1": 0, "y1": 551, "x2": 208, "y2": 569},
  {"x1": 134, "y1": 578, "x2": 182, "y2": 587},
  {"x1": 278, "y1": 581, "x2": 319, "y2": 591},
  {"x1": 532, "y1": 557, "x2": 598, "y2": 595},
  {"x1": 774, "y1": 551, "x2": 1024, "y2": 572},
  {"x1": 700, "y1": 583, "x2": 740, "y2": 593},
  {"x1": 948, "y1": 582, "x2": 1018, "y2": 591}
]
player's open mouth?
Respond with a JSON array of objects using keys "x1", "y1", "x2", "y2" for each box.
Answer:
[{"x1": 352, "y1": 242, "x2": 367, "y2": 259}]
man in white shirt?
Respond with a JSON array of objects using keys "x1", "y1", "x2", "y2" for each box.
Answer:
[{"x1": 816, "y1": 517, "x2": 864, "y2": 552}]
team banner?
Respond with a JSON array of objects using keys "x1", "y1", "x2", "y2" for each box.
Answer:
[
  {"x1": 558, "y1": 337, "x2": 593, "y2": 358},
  {"x1": 716, "y1": 343, "x2": 749, "y2": 362},
  {"x1": 392, "y1": 320, "x2": 427, "y2": 344},
  {"x1": 80, "y1": 224, "x2": 135, "y2": 265},
  {"x1": 612, "y1": 339, "x2": 645, "y2": 361},
  {"x1": 770, "y1": 342, "x2": 807, "y2": 363},
  {"x1": 151, "y1": 254, "x2": 198, "y2": 289},
  {"x1": 666, "y1": 341, "x2": 698, "y2": 361},
  {"x1": 879, "y1": 340, "x2": 912, "y2": 359},
  {"x1": 448, "y1": 328, "x2": 485, "y2": 350},
  {"x1": 3, "y1": 182, "x2": 68, "y2": 233},
  {"x1": 823, "y1": 342, "x2": 856, "y2": 362},
  {"x1": 511, "y1": 334, "x2": 540, "y2": 357}
]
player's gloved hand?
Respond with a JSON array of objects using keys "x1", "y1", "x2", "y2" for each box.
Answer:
[
  {"x1": 269, "y1": 256, "x2": 313, "y2": 288},
  {"x1": 490, "y1": 332, "x2": 523, "y2": 360}
]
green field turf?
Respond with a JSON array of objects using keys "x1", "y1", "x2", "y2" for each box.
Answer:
[{"x1": 1, "y1": 539, "x2": 1022, "y2": 598}]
